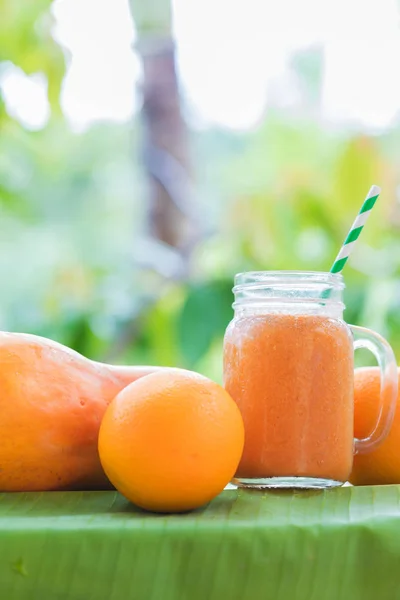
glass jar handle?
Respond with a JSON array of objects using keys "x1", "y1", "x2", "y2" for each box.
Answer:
[{"x1": 351, "y1": 325, "x2": 398, "y2": 455}]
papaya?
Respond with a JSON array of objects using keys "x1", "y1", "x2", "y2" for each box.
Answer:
[{"x1": 0, "y1": 332, "x2": 162, "y2": 492}]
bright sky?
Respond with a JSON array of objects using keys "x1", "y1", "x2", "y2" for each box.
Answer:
[{"x1": 1, "y1": 0, "x2": 400, "y2": 132}]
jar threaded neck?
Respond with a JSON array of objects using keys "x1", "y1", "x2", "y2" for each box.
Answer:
[{"x1": 233, "y1": 271, "x2": 345, "y2": 317}]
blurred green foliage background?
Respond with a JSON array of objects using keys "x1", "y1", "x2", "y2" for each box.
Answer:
[{"x1": 1, "y1": 0, "x2": 400, "y2": 383}]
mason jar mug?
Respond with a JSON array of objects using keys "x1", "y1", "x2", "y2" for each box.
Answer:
[{"x1": 223, "y1": 272, "x2": 398, "y2": 489}]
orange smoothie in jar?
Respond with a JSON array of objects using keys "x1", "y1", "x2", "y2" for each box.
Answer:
[{"x1": 223, "y1": 272, "x2": 356, "y2": 488}]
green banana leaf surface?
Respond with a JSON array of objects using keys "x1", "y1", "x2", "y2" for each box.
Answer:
[{"x1": 0, "y1": 485, "x2": 400, "y2": 600}]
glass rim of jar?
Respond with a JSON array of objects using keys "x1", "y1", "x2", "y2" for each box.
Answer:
[
  {"x1": 234, "y1": 270, "x2": 344, "y2": 287},
  {"x1": 233, "y1": 271, "x2": 345, "y2": 311}
]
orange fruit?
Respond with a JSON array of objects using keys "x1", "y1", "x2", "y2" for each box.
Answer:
[
  {"x1": 98, "y1": 369, "x2": 245, "y2": 512},
  {"x1": 350, "y1": 366, "x2": 400, "y2": 485}
]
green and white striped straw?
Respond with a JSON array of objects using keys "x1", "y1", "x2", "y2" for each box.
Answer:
[{"x1": 330, "y1": 185, "x2": 381, "y2": 274}]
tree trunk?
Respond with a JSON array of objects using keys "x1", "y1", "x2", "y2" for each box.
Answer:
[
  {"x1": 103, "y1": 2, "x2": 198, "y2": 361},
  {"x1": 138, "y1": 37, "x2": 193, "y2": 251}
]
